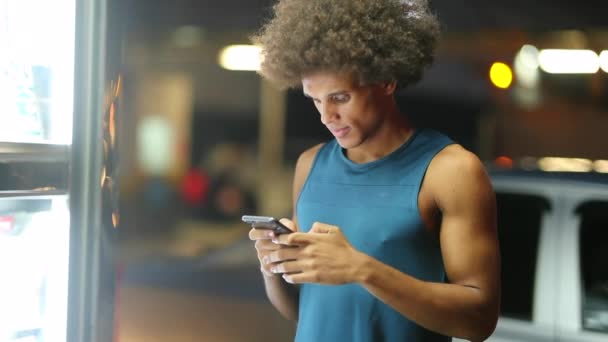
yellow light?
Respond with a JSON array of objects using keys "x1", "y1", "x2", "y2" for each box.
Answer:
[
  {"x1": 538, "y1": 157, "x2": 593, "y2": 172},
  {"x1": 600, "y1": 51, "x2": 608, "y2": 73},
  {"x1": 538, "y1": 49, "x2": 599, "y2": 74},
  {"x1": 489, "y1": 62, "x2": 513, "y2": 89},
  {"x1": 218, "y1": 45, "x2": 262, "y2": 71},
  {"x1": 594, "y1": 160, "x2": 608, "y2": 173}
]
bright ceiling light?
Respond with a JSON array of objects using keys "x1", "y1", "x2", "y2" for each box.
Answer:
[
  {"x1": 514, "y1": 45, "x2": 540, "y2": 88},
  {"x1": 538, "y1": 157, "x2": 593, "y2": 172},
  {"x1": 489, "y1": 62, "x2": 513, "y2": 89},
  {"x1": 518, "y1": 45, "x2": 540, "y2": 69},
  {"x1": 538, "y1": 49, "x2": 599, "y2": 74},
  {"x1": 218, "y1": 45, "x2": 262, "y2": 71},
  {"x1": 600, "y1": 51, "x2": 608, "y2": 73}
]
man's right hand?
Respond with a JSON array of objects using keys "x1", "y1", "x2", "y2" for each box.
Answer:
[{"x1": 248, "y1": 218, "x2": 297, "y2": 277}]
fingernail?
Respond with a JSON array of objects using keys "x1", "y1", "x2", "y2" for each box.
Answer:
[
  {"x1": 267, "y1": 231, "x2": 274, "y2": 237},
  {"x1": 263, "y1": 256, "x2": 269, "y2": 264},
  {"x1": 270, "y1": 267, "x2": 277, "y2": 273}
]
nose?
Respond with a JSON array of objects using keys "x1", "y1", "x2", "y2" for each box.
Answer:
[{"x1": 319, "y1": 102, "x2": 338, "y2": 125}]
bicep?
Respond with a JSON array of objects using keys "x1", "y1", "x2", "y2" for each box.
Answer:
[{"x1": 436, "y1": 152, "x2": 500, "y2": 296}]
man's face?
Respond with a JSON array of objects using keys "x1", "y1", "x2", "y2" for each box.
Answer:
[{"x1": 302, "y1": 71, "x2": 391, "y2": 149}]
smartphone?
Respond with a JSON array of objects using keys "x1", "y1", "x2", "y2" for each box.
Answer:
[{"x1": 241, "y1": 215, "x2": 293, "y2": 235}]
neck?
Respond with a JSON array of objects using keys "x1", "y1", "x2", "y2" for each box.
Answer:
[{"x1": 346, "y1": 101, "x2": 414, "y2": 164}]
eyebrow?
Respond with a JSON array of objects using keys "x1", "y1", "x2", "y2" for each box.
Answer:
[{"x1": 303, "y1": 90, "x2": 348, "y2": 100}]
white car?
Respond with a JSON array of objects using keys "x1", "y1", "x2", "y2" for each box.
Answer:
[{"x1": 463, "y1": 170, "x2": 608, "y2": 342}]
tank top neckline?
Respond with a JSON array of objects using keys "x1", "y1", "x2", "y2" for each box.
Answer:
[{"x1": 338, "y1": 128, "x2": 422, "y2": 170}]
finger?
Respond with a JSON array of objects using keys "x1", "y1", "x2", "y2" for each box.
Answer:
[
  {"x1": 278, "y1": 218, "x2": 298, "y2": 232},
  {"x1": 268, "y1": 247, "x2": 300, "y2": 263},
  {"x1": 309, "y1": 222, "x2": 336, "y2": 234},
  {"x1": 260, "y1": 266, "x2": 275, "y2": 277},
  {"x1": 254, "y1": 239, "x2": 282, "y2": 252},
  {"x1": 270, "y1": 260, "x2": 303, "y2": 275},
  {"x1": 275, "y1": 232, "x2": 319, "y2": 245},
  {"x1": 249, "y1": 228, "x2": 275, "y2": 240},
  {"x1": 282, "y1": 272, "x2": 315, "y2": 284},
  {"x1": 261, "y1": 254, "x2": 292, "y2": 267}
]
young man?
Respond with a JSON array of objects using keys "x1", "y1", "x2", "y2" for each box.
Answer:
[{"x1": 248, "y1": 1, "x2": 500, "y2": 341}]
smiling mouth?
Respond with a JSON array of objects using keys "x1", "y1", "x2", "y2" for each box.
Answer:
[{"x1": 330, "y1": 127, "x2": 350, "y2": 138}]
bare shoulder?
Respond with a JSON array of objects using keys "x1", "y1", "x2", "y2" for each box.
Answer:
[
  {"x1": 296, "y1": 143, "x2": 325, "y2": 170},
  {"x1": 425, "y1": 144, "x2": 494, "y2": 210},
  {"x1": 292, "y1": 143, "x2": 325, "y2": 207},
  {"x1": 429, "y1": 144, "x2": 487, "y2": 177}
]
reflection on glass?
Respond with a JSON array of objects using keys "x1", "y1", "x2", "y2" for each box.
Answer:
[
  {"x1": 103, "y1": 74, "x2": 121, "y2": 230},
  {"x1": 496, "y1": 193, "x2": 549, "y2": 321},
  {"x1": 0, "y1": 0, "x2": 75, "y2": 144},
  {"x1": 0, "y1": 196, "x2": 70, "y2": 341},
  {"x1": 579, "y1": 201, "x2": 608, "y2": 333}
]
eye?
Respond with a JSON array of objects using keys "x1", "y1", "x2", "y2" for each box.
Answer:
[{"x1": 331, "y1": 94, "x2": 350, "y2": 103}]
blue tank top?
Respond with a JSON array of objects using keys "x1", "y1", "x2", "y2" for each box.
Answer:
[{"x1": 295, "y1": 129, "x2": 454, "y2": 342}]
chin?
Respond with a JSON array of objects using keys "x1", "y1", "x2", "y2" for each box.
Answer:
[{"x1": 335, "y1": 136, "x2": 361, "y2": 150}]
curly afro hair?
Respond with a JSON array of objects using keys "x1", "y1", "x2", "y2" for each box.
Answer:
[{"x1": 251, "y1": 0, "x2": 440, "y2": 89}]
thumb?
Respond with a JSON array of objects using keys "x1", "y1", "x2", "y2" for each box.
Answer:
[
  {"x1": 279, "y1": 218, "x2": 298, "y2": 232},
  {"x1": 310, "y1": 222, "x2": 334, "y2": 234}
]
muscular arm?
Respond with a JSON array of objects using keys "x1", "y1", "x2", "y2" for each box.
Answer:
[
  {"x1": 262, "y1": 143, "x2": 323, "y2": 321},
  {"x1": 355, "y1": 147, "x2": 501, "y2": 341}
]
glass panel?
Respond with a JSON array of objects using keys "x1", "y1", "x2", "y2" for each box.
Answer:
[
  {"x1": 578, "y1": 201, "x2": 608, "y2": 334},
  {"x1": 0, "y1": 161, "x2": 68, "y2": 191},
  {"x1": 0, "y1": 196, "x2": 70, "y2": 341},
  {"x1": 0, "y1": 0, "x2": 75, "y2": 144},
  {"x1": 496, "y1": 193, "x2": 550, "y2": 321}
]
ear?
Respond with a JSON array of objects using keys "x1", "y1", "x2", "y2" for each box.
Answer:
[{"x1": 381, "y1": 80, "x2": 398, "y2": 95}]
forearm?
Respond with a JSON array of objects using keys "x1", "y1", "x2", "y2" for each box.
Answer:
[
  {"x1": 263, "y1": 273, "x2": 299, "y2": 321},
  {"x1": 355, "y1": 254, "x2": 498, "y2": 341}
]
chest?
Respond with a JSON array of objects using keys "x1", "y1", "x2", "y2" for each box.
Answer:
[{"x1": 297, "y1": 179, "x2": 440, "y2": 259}]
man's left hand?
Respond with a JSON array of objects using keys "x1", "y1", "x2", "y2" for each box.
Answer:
[{"x1": 266, "y1": 222, "x2": 367, "y2": 285}]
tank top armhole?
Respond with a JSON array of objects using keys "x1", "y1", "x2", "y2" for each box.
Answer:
[
  {"x1": 413, "y1": 142, "x2": 457, "y2": 217},
  {"x1": 294, "y1": 141, "x2": 331, "y2": 218}
]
